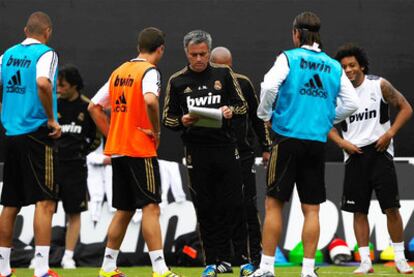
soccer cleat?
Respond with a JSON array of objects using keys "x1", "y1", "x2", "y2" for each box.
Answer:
[
  {"x1": 247, "y1": 269, "x2": 274, "y2": 277},
  {"x1": 240, "y1": 263, "x2": 255, "y2": 277},
  {"x1": 61, "y1": 257, "x2": 76, "y2": 269},
  {"x1": 301, "y1": 267, "x2": 319, "y2": 277},
  {"x1": 152, "y1": 270, "x2": 181, "y2": 277},
  {"x1": 216, "y1": 261, "x2": 233, "y2": 273},
  {"x1": 353, "y1": 260, "x2": 374, "y2": 274},
  {"x1": 395, "y1": 259, "x2": 413, "y2": 274},
  {"x1": 98, "y1": 268, "x2": 126, "y2": 277},
  {"x1": 0, "y1": 269, "x2": 17, "y2": 277},
  {"x1": 202, "y1": 265, "x2": 217, "y2": 277},
  {"x1": 34, "y1": 269, "x2": 60, "y2": 277}
]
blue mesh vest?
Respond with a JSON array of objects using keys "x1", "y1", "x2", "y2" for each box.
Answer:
[
  {"x1": 272, "y1": 48, "x2": 342, "y2": 142},
  {"x1": 1, "y1": 43, "x2": 58, "y2": 136}
]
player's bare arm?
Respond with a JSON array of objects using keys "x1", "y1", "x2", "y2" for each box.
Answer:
[
  {"x1": 328, "y1": 127, "x2": 362, "y2": 154},
  {"x1": 376, "y1": 79, "x2": 413, "y2": 151},
  {"x1": 37, "y1": 77, "x2": 61, "y2": 138},
  {"x1": 143, "y1": 92, "x2": 161, "y2": 148},
  {"x1": 88, "y1": 102, "x2": 110, "y2": 137}
]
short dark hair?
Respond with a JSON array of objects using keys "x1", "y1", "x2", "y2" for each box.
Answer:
[
  {"x1": 335, "y1": 43, "x2": 369, "y2": 74},
  {"x1": 26, "y1": 11, "x2": 52, "y2": 35},
  {"x1": 58, "y1": 64, "x2": 84, "y2": 90},
  {"x1": 138, "y1": 27, "x2": 165, "y2": 53},
  {"x1": 293, "y1": 11, "x2": 322, "y2": 47}
]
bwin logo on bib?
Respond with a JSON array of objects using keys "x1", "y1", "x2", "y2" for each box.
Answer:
[
  {"x1": 186, "y1": 93, "x2": 221, "y2": 107},
  {"x1": 299, "y1": 74, "x2": 327, "y2": 99}
]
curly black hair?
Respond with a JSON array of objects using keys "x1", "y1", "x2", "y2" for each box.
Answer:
[{"x1": 334, "y1": 43, "x2": 369, "y2": 74}]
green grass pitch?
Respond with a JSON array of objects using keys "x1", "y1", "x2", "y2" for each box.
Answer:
[{"x1": 11, "y1": 265, "x2": 406, "y2": 276}]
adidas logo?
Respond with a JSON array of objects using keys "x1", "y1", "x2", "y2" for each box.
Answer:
[
  {"x1": 0, "y1": 254, "x2": 3, "y2": 260},
  {"x1": 299, "y1": 74, "x2": 327, "y2": 98},
  {"x1": 35, "y1": 252, "x2": 43, "y2": 258},
  {"x1": 6, "y1": 70, "x2": 26, "y2": 94},
  {"x1": 154, "y1": 256, "x2": 163, "y2": 262},
  {"x1": 114, "y1": 92, "x2": 127, "y2": 112},
  {"x1": 105, "y1": 254, "x2": 113, "y2": 259},
  {"x1": 183, "y1": 86, "x2": 192, "y2": 93}
]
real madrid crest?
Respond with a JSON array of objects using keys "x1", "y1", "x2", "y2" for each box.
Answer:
[
  {"x1": 78, "y1": 112, "x2": 85, "y2": 122},
  {"x1": 214, "y1": 80, "x2": 222, "y2": 90}
]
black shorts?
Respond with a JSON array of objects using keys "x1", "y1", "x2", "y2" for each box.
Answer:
[
  {"x1": 58, "y1": 160, "x2": 89, "y2": 213},
  {"x1": 1, "y1": 127, "x2": 59, "y2": 207},
  {"x1": 341, "y1": 144, "x2": 400, "y2": 214},
  {"x1": 111, "y1": 156, "x2": 161, "y2": 211},
  {"x1": 266, "y1": 136, "x2": 326, "y2": 204}
]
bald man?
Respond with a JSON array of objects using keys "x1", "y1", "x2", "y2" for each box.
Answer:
[
  {"x1": 211, "y1": 47, "x2": 271, "y2": 271},
  {"x1": 0, "y1": 11, "x2": 60, "y2": 277}
]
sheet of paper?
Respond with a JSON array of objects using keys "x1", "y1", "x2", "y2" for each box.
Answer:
[{"x1": 188, "y1": 106, "x2": 222, "y2": 128}]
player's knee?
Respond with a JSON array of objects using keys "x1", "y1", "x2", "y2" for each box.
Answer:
[
  {"x1": 385, "y1": 208, "x2": 400, "y2": 220},
  {"x1": 143, "y1": 203, "x2": 160, "y2": 217},
  {"x1": 36, "y1": 200, "x2": 56, "y2": 214}
]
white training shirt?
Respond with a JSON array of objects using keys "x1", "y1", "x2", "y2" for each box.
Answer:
[
  {"x1": 342, "y1": 75, "x2": 393, "y2": 156},
  {"x1": 91, "y1": 58, "x2": 160, "y2": 108},
  {"x1": 257, "y1": 43, "x2": 358, "y2": 124},
  {"x1": 0, "y1": 38, "x2": 58, "y2": 85}
]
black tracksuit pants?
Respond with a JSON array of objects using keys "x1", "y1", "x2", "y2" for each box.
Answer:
[
  {"x1": 185, "y1": 144, "x2": 247, "y2": 265},
  {"x1": 232, "y1": 154, "x2": 262, "y2": 266}
]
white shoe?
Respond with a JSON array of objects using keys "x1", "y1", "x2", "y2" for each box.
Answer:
[
  {"x1": 353, "y1": 260, "x2": 374, "y2": 274},
  {"x1": 395, "y1": 259, "x2": 413, "y2": 274},
  {"x1": 248, "y1": 268, "x2": 275, "y2": 277},
  {"x1": 61, "y1": 257, "x2": 77, "y2": 269}
]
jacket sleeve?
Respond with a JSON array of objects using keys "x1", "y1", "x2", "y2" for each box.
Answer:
[
  {"x1": 243, "y1": 78, "x2": 272, "y2": 152},
  {"x1": 85, "y1": 109, "x2": 102, "y2": 154},
  {"x1": 162, "y1": 76, "x2": 184, "y2": 131},
  {"x1": 225, "y1": 67, "x2": 247, "y2": 115}
]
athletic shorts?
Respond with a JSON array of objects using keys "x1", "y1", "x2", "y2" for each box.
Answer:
[
  {"x1": 341, "y1": 143, "x2": 400, "y2": 214},
  {"x1": 1, "y1": 127, "x2": 59, "y2": 207},
  {"x1": 266, "y1": 136, "x2": 326, "y2": 204},
  {"x1": 111, "y1": 156, "x2": 161, "y2": 211},
  {"x1": 58, "y1": 160, "x2": 89, "y2": 213}
]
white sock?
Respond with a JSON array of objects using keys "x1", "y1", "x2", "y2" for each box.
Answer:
[
  {"x1": 358, "y1": 246, "x2": 371, "y2": 263},
  {"x1": 0, "y1": 247, "x2": 12, "y2": 276},
  {"x1": 149, "y1": 249, "x2": 168, "y2": 274},
  {"x1": 63, "y1": 249, "x2": 74, "y2": 260},
  {"x1": 302, "y1": 258, "x2": 315, "y2": 275},
  {"x1": 102, "y1": 248, "x2": 119, "y2": 272},
  {"x1": 259, "y1": 254, "x2": 275, "y2": 274},
  {"x1": 393, "y1": 242, "x2": 406, "y2": 261},
  {"x1": 34, "y1": 246, "x2": 50, "y2": 277}
]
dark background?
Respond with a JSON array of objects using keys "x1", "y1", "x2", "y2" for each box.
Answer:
[{"x1": 1, "y1": 0, "x2": 413, "y2": 161}]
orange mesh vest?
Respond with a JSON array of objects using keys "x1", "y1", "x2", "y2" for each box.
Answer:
[{"x1": 104, "y1": 61, "x2": 157, "y2": 157}]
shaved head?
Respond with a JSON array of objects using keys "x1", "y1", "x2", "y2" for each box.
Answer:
[
  {"x1": 211, "y1": 46, "x2": 232, "y2": 67},
  {"x1": 25, "y1": 11, "x2": 52, "y2": 36}
]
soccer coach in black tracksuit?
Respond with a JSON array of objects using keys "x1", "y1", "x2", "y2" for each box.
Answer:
[
  {"x1": 162, "y1": 30, "x2": 250, "y2": 277},
  {"x1": 211, "y1": 46, "x2": 272, "y2": 269}
]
